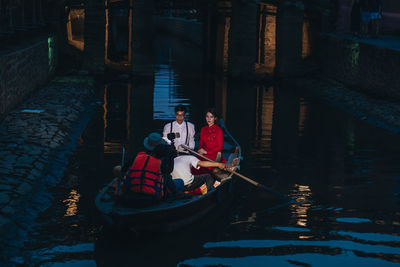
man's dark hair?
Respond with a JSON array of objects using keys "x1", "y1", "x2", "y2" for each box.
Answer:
[{"x1": 175, "y1": 105, "x2": 187, "y2": 113}]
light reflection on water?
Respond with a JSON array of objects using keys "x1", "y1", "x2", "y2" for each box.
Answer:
[
  {"x1": 62, "y1": 189, "x2": 80, "y2": 217},
  {"x1": 251, "y1": 86, "x2": 274, "y2": 168},
  {"x1": 289, "y1": 184, "x2": 312, "y2": 227}
]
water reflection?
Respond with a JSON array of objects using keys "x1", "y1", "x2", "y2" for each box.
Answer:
[
  {"x1": 289, "y1": 184, "x2": 312, "y2": 227},
  {"x1": 298, "y1": 98, "x2": 308, "y2": 136},
  {"x1": 63, "y1": 189, "x2": 80, "y2": 217},
  {"x1": 252, "y1": 85, "x2": 273, "y2": 168},
  {"x1": 153, "y1": 64, "x2": 191, "y2": 120},
  {"x1": 302, "y1": 16, "x2": 311, "y2": 59},
  {"x1": 103, "y1": 83, "x2": 130, "y2": 146},
  {"x1": 271, "y1": 81, "x2": 300, "y2": 173}
]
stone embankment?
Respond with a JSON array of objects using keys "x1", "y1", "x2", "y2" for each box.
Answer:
[
  {"x1": 0, "y1": 75, "x2": 95, "y2": 264},
  {"x1": 294, "y1": 76, "x2": 400, "y2": 134}
]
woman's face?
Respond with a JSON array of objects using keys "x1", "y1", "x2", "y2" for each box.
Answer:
[{"x1": 206, "y1": 112, "x2": 216, "y2": 126}]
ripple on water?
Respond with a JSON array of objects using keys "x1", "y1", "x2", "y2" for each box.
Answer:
[
  {"x1": 41, "y1": 259, "x2": 96, "y2": 267},
  {"x1": 179, "y1": 251, "x2": 399, "y2": 267},
  {"x1": 203, "y1": 239, "x2": 400, "y2": 254},
  {"x1": 39, "y1": 243, "x2": 94, "y2": 254},
  {"x1": 335, "y1": 217, "x2": 372, "y2": 223},
  {"x1": 272, "y1": 226, "x2": 311, "y2": 232},
  {"x1": 178, "y1": 237, "x2": 400, "y2": 266},
  {"x1": 335, "y1": 231, "x2": 400, "y2": 243},
  {"x1": 30, "y1": 243, "x2": 95, "y2": 265}
]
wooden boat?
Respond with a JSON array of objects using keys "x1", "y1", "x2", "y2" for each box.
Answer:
[{"x1": 95, "y1": 120, "x2": 241, "y2": 232}]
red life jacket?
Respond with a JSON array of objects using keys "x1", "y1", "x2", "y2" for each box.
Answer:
[{"x1": 124, "y1": 152, "x2": 164, "y2": 199}]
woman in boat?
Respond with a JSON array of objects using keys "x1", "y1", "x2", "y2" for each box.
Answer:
[{"x1": 198, "y1": 108, "x2": 226, "y2": 163}]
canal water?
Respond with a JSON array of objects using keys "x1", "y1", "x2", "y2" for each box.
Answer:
[{"x1": 18, "y1": 35, "x2": 400, "y2": 266}]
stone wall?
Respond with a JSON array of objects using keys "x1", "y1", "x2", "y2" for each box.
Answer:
[
  {"x1": 0, "y1": 37, "x2": 53, "y2": 120},
  {"x1": 318, "y1": 35, "x2": 400, "y2": 100},
  {"x1": 155, "y1": 17, "x2": 203, "y2": 46}
]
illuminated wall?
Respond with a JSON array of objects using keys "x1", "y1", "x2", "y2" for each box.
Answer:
[
  {"x1": 257, "y1": 3, "x2": 277, "y2": 71},
  {"x1": 66, "y1": 7, "x2": 85, "y2": 51}
]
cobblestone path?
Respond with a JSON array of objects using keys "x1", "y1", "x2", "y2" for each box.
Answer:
[{"x1": 0, "y1": 75, "x2": 95, "y2": 263}]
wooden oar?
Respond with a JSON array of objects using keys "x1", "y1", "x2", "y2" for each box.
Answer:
[{"x1": 180, "y1": 144, "x2": 299, "y2": 204}]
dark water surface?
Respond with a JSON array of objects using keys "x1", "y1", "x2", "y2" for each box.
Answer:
[{"x1": 19, "y1": 35, "x2": 400, "y2": 266}]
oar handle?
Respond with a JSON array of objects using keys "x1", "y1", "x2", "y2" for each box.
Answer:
[{"x1": 180, "y1": 144, "x2": 215, "y2": 162}]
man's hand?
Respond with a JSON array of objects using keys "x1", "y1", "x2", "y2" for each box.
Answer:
[
  {"x1": 217, "y1": 163, "x2": 226, "y2": 170},
  {"x1": 222, "y1": 163, "x2": 235, "y2": 172}
]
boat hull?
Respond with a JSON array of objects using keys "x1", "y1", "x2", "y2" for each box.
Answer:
[{"x1": 96, "y1": 177, "x2": 233, "y2": 232}]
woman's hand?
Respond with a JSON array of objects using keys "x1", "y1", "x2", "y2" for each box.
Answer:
[{"x1": 198, "y1": 148, "x2": 207, "y2": 155}]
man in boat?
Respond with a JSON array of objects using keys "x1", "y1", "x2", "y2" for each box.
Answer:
[
  {"x1": 171, "y1": 154, "x2": 230, "y2": 193},
  {"x1": 163, "y1": 105, "x2": 195, "y2": 154},
  {"x1": 121, "y1": 132, "x2": 187, "y2": 207}
]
